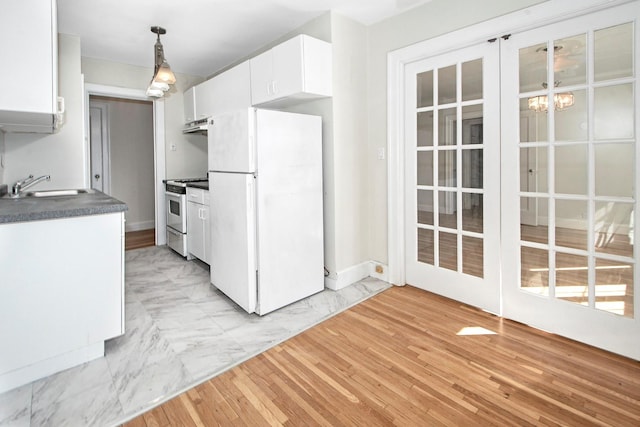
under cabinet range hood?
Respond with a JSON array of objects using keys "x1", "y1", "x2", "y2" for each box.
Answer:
[{"x1": 182, "y1": 117, "x2": 208, "y2": 135}]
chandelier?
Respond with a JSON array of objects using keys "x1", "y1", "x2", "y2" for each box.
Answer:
[
  {"x1": 528, "y1": 82, "x2": 574, "y2": 113},
  {"x1": 146, "y1": 26, "x2": 176, "y2": 98}
]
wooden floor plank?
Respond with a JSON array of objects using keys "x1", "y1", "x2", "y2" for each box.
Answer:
[
  {"x1": 125, "y1": 228, "x2": 155, "y2": 251},
  {"x1": 123, "y1": 286, "x2": 640, "y2": 426}
]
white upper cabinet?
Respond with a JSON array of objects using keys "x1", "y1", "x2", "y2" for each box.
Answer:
[
  {"x1": 194, "y1": 60, "x2": 251, "y2": 120},
  {"x1": 0, "y1": 0, "x2": 60, "y2": 133},
  {"x1": 250, "y1": 35, "x2": 332, "y2": 107},
  {"x1": 183, "y1": 86, "x2": 196, "y2": 123}
]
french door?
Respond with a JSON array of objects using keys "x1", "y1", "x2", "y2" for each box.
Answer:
[
  {"x1": 404, "y1": 42, "x2": 501, "y2": 314},
  {"x1": 404, "y1": 2, "x2": 639, "y2": 359},
  {"x1": 501, "y1": 3, "x2": 639, "y2": 359}
]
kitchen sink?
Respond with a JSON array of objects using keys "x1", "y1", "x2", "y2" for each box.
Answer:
[{"x1": 21, "y1": 189, "x2": 96, "y2": 198}]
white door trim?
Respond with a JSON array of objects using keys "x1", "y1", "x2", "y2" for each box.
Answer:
[
  {"x1": 88, "y1": 101, "x2": 110, "y2": 194},
  {"x1": 83, "y1": 82, "x2": 166, "y2": 245},
  {"x1": 387, "y1": 0, "x2": 636, "y2": 286}
]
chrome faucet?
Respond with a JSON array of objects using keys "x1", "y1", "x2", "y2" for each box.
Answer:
[{"x1": 11, "y1": 174, "x2": 51, "y2": 197}]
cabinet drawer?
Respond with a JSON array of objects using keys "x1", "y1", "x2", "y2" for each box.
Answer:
[{"x1": 187, "y1": 187, "x2": 205, "y2": 204}]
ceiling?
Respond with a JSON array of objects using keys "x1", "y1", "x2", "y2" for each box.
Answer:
[{"x1": 57, "y1": 0, "x2": 431, "y2": 78}]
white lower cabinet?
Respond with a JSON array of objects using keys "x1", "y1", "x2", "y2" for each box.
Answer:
[
  {"x1": 0, "y1": 212, "x2": 125, "y2": 393},
  {"x1": 187, "y1": 188, "x2": 210, "y2": 264}
]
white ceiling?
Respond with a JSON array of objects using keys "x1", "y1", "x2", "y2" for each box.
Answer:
[{"x1": 57, "y1": 0, "x2": 431, "y2": 78}]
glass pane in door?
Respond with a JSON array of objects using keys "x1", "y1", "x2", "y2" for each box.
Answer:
[
  {"x1": 594, "y1": 201, "x2": 634, "y2": 258},
  {"x1": 417, "y1": 70, "x2": 434, "y2": 108},
  {"x1": 594, "y1": 84, "x2": 634, "y2": 140},
  {"x1": 594, "y1": 23, "x2": 633, "y2": 81},
  {"x1": 595, "y1": 258, "x2": 634, "y2": 317},
  {"x1": 554, "y1": 34, "x2": 587, "y2": 86},
  {"x1": 521, "y1": 246, "x2": 549, "y2": 295},
  {"x1": 462, "y1": 59, "x2": 483, "y2": 101}
]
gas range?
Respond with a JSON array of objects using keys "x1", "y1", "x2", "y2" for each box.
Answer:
[
  {"x1": 165, "y1": 177, "x2": 207, "y2": 258},
  {"x1": 164, "y1": 178, "x2": 208, "y2": 194},
  {"x1": 165, "y1": 177, "x2": 208, "y2": 186}
]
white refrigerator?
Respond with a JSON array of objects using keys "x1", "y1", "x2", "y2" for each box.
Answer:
[{"x1": 208, "y1": 108, "x2": 324, "y2": 315}]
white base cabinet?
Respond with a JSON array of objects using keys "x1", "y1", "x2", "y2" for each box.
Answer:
[
  {"x1": 0, "y1": 213, "x2": 125, "y2": 393},
  {"x1": 250, "y1": 35, "x2": 332, "y2": 107},
  {"x1": 187, "y1": 188, "x2": 210, "y2": 264}
]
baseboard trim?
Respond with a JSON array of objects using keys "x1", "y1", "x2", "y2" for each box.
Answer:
[
  {"x1": 0, "y1": 341, "x2": 104, "y2": 394},
  {"x1": 325, "y1": 261, "x2": 390, "y2": 290},
  {"x1": 125, "y1": 220, "x2": 155, "y2": 232}
]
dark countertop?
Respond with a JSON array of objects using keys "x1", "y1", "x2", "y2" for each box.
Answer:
[
  {"x1": 186, "y1": 181, "x2": 209, "y2": 190},
  {"x1": 0, "y1": 190, "x2": 128, "y2": 224}
]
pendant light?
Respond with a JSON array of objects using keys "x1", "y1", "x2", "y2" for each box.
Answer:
[
  {"x1": 528, "y1": 82, "x2": 575, "y2": 113},
  {"x1": 527, "y1": 43, "x2": 575, "y2": 113},
  {"x1": 146, "y1": 26, "x2": 176, "y2": 98}
]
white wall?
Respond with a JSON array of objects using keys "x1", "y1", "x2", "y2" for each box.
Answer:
[
  {"x1": 94, "y1": 96, "x2": 155, "y2": 231},
  {"x1": 4, "y1": 34, "x2": 85, "y2": 190},
  {"x1": 329, "y1": 13, "x2": 369, "y2": 273},
  {"x1": 366, "y1": 0, "x2": 548, "y2": 265},
  {"x1": 81, "y1": 58, "x2": 207, "y2": 179}
]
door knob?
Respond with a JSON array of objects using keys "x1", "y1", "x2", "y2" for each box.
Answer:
[{"x1": 95, "y1": 174, "x2": 101, "y2": 179}]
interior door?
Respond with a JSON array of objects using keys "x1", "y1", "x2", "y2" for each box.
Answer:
[
  {"x1": 89, "y1": 100, "x2": 110, "y2": 193},
  {"x1": 501, "y1": 3, "x2": 639, "y2": 360},
  {"x1": 404, "y1": 42, "x2": 501, "y2": 314}
]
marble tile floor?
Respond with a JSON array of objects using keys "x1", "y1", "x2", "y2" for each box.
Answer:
[{"x1": 0, "y1": 246, "x2": 390, "y2": 427}]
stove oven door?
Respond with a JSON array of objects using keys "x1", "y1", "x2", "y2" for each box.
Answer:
[{"x1": 166, "y1": 191, "x2": 186, "y2": 233}]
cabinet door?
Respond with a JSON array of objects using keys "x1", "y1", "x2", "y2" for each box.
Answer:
[
  {"x1": 210, "y1": 61, "x2": 251, "y2": 116},
  {"x1": 300, "y1": 35, "x2": 333, "y2": 98},
  {"x1": 272, "y1": 36, "x2": 304, "y2": 99},
  {"x1": 250, "y1": 35, "x2": 332, "y2": 107},
  {"x1": 202, "y1": 205, "x2": 211, "y2": 265},
  {"x1": 195, "y1": 78, "x2": 216, "y2": 119},
  {"x1": 0, "y1": 0, "x2": 56, "y2": 114},
  {"x1": 0, "y1": 213, "x2": 123, "y2": 388},
  {"x1": 183, "y1": 86, "x2": 196, "y2": 123},
  {"x1": 196, "y1": 62, "x2": 252, "y2": 118},
  {"x1": 250, "y1": 49, "x2": 275, "y2": 105},
  {"x1": 187, "y1": 201, "x2": 204, "y2": 260}
]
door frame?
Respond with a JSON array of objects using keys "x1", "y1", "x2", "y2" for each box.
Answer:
[
  {"x1": 387, "y1": 0, "x2": 636, "y2": 287},
  {"x1": 83, "y1": 83, "x2": 167, "y2": 245}
]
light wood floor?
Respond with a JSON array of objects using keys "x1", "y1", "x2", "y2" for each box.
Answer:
[
  {"x1": 125, "y1": 228, "x2": 155, "y2": 251},
  {"x1": 123, "y1": 286, "x2": 640, "y2": 426}
]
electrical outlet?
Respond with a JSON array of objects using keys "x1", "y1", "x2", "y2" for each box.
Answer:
[
  {"x1": 170, "y1": 143, "x2": 177, "y2": 152},
  {"x1": 377, "y1": 147, "x2": 385, "y2": 160}
]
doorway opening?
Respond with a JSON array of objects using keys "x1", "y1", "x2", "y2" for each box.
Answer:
[
  {"x1": 84, "y1": 83, "x2": 167, "y2": 245},
  {"x1": 89, "y1": 95, "x2": 156, "y2": 250}
]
